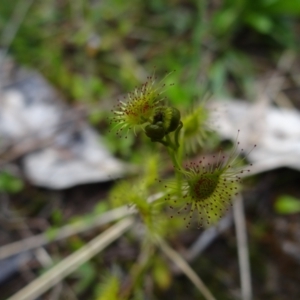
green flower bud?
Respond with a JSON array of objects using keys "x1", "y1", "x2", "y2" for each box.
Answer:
[
  {"x1": 145, "y1": 122, "x2": 165, "y2": 141},
  {"x1": 152, "y1": 106, "x2": 181, "y2": 134}
]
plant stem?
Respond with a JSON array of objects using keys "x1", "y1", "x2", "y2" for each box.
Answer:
[
  {"x1": 165, "y1": 134, "x2": 176, "y2": 151},
  {"x1": 174, "y1": 121, "x2": 183, "y2": 149},
  {"x1": 167, "y1": 147, "x2": 181, "y2": 170},
  {"x1": 166, "y1": 142, "x2": 183, "y2": 197}
]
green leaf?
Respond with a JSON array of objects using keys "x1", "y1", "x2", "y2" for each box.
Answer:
[
  {"x1": 245, "y1": 13, "x2": 273, "y2": 33},
  {"x1": 274, "y1": 195, "x2": 300, "y2": 214},
  {"x1": 0, "y1": 171, "x2": 23, "y2": 193},
  {"x1": 212, "y1": 8, "x2": 237, "y2": 35},
  {"x1": 267, "y1": 0, "x2": 300, "y2": 15}
]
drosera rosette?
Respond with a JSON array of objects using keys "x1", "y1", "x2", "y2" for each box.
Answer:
[
  {"x1": 163, "y1": 133, "x2": 256, "y2": 228},
  {"x1": 110, "y1": 71, "x2": 174, "y2": 138}
]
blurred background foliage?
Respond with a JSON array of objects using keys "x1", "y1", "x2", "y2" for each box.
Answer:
[
  {"x1": 1, "y1": 0, "x2": 300, "y2": 299},
  {"x1": 1, "y1": 0, "x2": 300, "y2": 112}
]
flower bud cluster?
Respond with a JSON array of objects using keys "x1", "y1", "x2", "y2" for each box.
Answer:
[{"x1": 145, "y1": 106, "x2": 181, "y2": 142}]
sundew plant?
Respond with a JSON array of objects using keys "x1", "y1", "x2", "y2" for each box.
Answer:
[
  {"x1": 108, "y1": 72, "x2": 254, "y2": 299},
  {"x1": 111, "y1": 73, "x2": 252, "y2": 227},
  {"x1": 106, "y1": 72, "x2": 254, "y2": 299}
]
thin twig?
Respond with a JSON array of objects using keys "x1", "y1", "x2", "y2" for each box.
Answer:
[
  {"x1": 156, "y1": 237, "x2": 216, "y2": 300},
  {"x1": 0, "y1": 204, "x2": 134, "y2": 260},
  {"x1": 7, "y1": 217, "x2": 135, "y2": 300},
  {"x1": 233, "y1": 195, "x2": 252, "y2": 300},
  {"x1": 0, "y1": 193, "x2": 163, "y2": 261}
]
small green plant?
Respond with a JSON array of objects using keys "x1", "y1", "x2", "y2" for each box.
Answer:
[
  {"x1": 164, "y1": 147, "x2": 250, "y2": 228},
  {"x1": 107, "y1": 76, "x2": 255, "y2": 299},
  {"x1": 110, "y1": 73, "x2": 252, "y2": 229}
]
